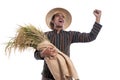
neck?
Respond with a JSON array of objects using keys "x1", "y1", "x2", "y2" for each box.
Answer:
[
  {"x1": 54, "y1": 26, "x2": 63, "y2": 34},
  {"x1": 54, "y1": 28, "x2": 63, "y2": 34},
  {"x1": 57, "y1": 29, "x2": 61, "y2": 34}
]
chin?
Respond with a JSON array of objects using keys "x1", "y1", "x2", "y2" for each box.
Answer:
[{"x1": 56, "y1": 26, "x2": 63, "y2": 28}]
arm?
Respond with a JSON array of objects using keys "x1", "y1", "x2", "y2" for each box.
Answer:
[
  {"x1": 71, "y1": 9, "x2": 102, "y2": 43},
  {"x1": 93, "y1": 9, "x2": 102, "y2": 24},
  {"x1": 71, "y1": 22, "x2": 102, "y2": 43},
  {"x1": 34, "y1": 44, "x2": 57, "y2": 60},
  {"x1": 34, "y1": 50, "x2": 44, "y2": 60},
  {"x1": 34, "y1": 32, "x2": 49, "y2": 60}
]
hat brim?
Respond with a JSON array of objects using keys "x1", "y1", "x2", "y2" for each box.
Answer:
[{"x1": 46, "y1": 7, "x2": 72, "y2": 29}]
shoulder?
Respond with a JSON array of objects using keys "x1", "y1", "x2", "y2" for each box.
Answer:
[{"x1": 62, "y1": 31, "x2": 81, "y2": 36}]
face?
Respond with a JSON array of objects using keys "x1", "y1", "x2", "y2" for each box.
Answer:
[{"x1": 52, "y1": 13, "x2": 65, "y2": 29}]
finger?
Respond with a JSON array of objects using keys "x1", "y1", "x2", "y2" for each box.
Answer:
[
  {"x1": 94, "y1": 10, "x2": 99, "y2": 14},
  {"x1": 41, "y1": 47, "x2": 49, "y2": 54}
]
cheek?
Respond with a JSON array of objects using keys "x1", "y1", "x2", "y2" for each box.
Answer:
[
  {"x1": 54, "y1": 20, "x2": 58, "y2": 24},
  {"x1": 54, "y1": 17, "x2": 59, "y2": 22}
]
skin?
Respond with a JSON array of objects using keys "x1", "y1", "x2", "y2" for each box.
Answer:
[
  {"x1": 51, "y1": 13, "x2": 65, "y2": 33},
  {"x1": 40, "y1": 45, "x2": 58, "y2": 57},
  {"x1": 40, "y1": 9, "x2": 102, "y2": 58},
  {"x1": 93, "y1": 9, "x2": 101, "y2": 23}
]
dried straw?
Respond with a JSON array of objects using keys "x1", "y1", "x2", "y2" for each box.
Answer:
[{"x1": 5, "y1": 24, "x2": 49, "y2": 55}]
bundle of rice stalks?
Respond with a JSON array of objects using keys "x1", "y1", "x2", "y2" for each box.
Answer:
[{"x1": 5, "y1": 24, "x2": 49, "y2": 55}]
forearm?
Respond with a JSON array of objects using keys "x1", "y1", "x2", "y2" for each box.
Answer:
[
  {"x1": 89, "y1": 22, "x2": 102, "y2": 41},
  {"x1": 95, "y1": 17, "x2": 101, "y2": 24},
  {"x1": 34, "y1": 50, "x2": 44, "y2": 60}
]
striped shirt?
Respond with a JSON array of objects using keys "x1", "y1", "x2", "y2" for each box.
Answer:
[{"x1": 34, "y1": 22, "x2": 102, "y2": 79}]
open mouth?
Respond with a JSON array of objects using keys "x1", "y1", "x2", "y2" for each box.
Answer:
[{"x1": 58, "y1": 20, "x2": 64, "y2": 23}]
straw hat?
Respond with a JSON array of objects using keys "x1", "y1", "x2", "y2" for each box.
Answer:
[{"x1": 46, "y1": 7, "x2": 72, "y2": 29}]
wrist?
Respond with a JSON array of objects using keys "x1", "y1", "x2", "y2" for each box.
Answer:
[{"x1": 96, "y1": 17, "x2": 100, "y2": 23}]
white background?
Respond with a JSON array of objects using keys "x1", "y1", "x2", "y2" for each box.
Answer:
[{"x1": 0, "y1": 0, "x2": 120, "y2": 80}]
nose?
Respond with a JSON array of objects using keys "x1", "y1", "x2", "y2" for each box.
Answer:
[{"x1": 59, "y1": 16, "x2": 63, "y2": 18}]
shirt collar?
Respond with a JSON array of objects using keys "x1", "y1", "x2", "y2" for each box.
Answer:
[{"x1": 53, "y1": 29, "x2": 63, "y2": 34}]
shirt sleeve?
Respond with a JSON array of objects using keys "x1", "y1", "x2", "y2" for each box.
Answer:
[
  {"x1": 34, "y1": 50, "x2": 44, "y2": 60},
  {"x1": 71, "y1": 22, "x2": 102, "y2": 43},
  {"x1": 34, "y1": 32, "x2": 49, "y2": 60}
]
